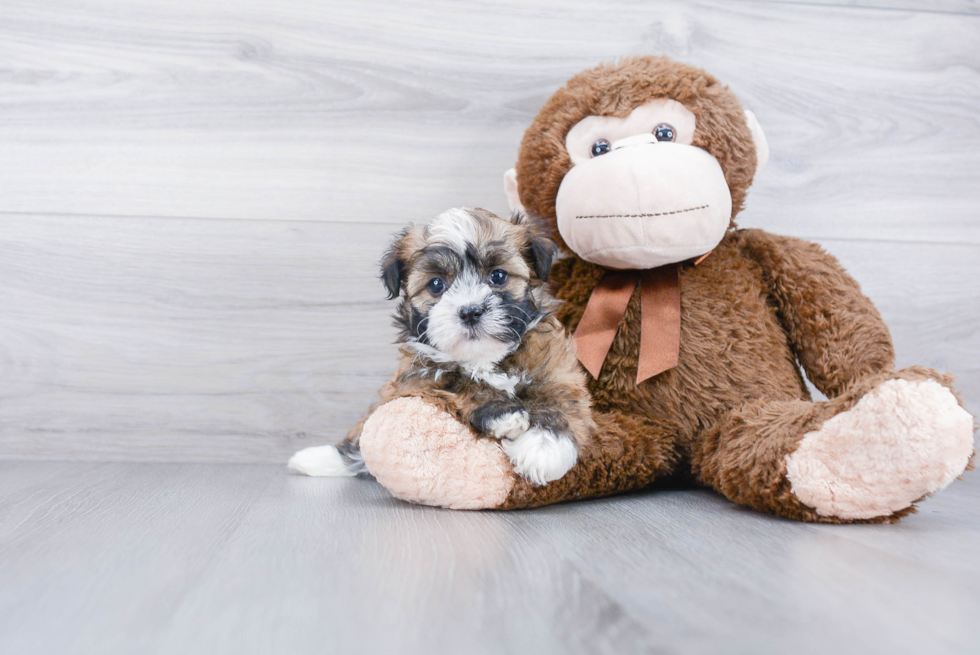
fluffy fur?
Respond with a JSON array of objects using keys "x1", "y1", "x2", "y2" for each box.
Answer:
[
  {"x1": 287, "y1": 444, "x2": 359, "y2": 477},
  {"x1": 358, "y1": 396, "x2": 516, "y2": 510},
  {"x1": 785, "y1": 378, "x2": 974, "y2": 519}
]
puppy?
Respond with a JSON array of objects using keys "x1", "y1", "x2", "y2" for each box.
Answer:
[{"x1": 289, "y1": 207, "x2": 594, "y2": 486}]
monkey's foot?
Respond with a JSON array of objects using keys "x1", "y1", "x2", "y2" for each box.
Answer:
[
  {"x1": 359, "y1": 397, "x2": 515, "y2": 510},
  {"x1": 785, "y1": 379, "x2": 974, "y2": 520}
]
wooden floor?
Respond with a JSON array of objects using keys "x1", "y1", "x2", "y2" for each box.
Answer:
[
  {"x1": 1, "y1": 0, "x2": 978, "y2": 653},
  {"x1": 1, "y1": 460, "x2": 978, "y2": 655}
]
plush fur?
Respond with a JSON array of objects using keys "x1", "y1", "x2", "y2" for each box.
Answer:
[
  {"x1": 359, "y1": 396, "x2": 516, "y2": 510},
  {"x1": 300, "y1": 56, "x2": 976, "y2": 522},
  {"x1": 785, "y1": 378, "x2": 974, "y2": 520}
]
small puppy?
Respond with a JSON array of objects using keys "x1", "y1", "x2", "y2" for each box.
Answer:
[{"x1": 289, "y1": 207, "x2": 594, "y2": 486}]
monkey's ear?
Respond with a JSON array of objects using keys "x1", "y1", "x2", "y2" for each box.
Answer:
[
  {"x1": 380, "y1": 227, "x2": 413, "y2": 300},
  {"x1": 503, "y1": 168, "x2": 524, "y2": 212},
  {"x1": 744, "y1": 110, "x2": 769, "y2": 176}
]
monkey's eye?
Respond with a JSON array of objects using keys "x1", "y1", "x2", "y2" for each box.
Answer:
[
  {"x1": 488, "y1": 269, "x2": 509, "y2": 287},
  {"x1": 590, "y1": 139, "x2": 611, "y2": 157},
  {"x1": 427, "y1": 277, "x2": 447, "y2": 295},
  {"x1": 654, "y1": 124, "x2": 676, "y2": 142}
]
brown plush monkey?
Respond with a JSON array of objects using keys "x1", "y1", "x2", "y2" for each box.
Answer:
[{"x1": 298, "y1": 56, "x2": 976, "y2": 522}]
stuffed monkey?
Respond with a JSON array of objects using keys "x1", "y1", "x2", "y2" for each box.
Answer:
[{"x1": 298, "y1": 56, "x2": 975, "y2": 523}]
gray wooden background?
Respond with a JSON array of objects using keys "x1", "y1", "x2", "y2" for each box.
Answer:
[{"x1": 1, "y1": 0, "x2": 978, "y2": 463}]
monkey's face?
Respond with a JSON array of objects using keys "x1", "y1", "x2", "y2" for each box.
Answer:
[
  {"x1": 556, "y1": 99, "x2": 734, "y2": 270},
  {"x1": 509, "y1": 57, "x2": 769, "y2": 271},
  {"x1": 382, "y1": 208, "x2": 556, "y2": 369}
]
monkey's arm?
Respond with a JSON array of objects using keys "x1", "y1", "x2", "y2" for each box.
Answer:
[{"x1": 739, "y1": 229, "x2": 895, "y2": 398}]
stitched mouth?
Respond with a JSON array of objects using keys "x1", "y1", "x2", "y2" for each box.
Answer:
[{"x1": 575, "y1": 204, "x2": 709, "y2": 219}]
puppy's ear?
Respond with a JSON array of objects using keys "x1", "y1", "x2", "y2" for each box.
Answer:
[
  {"x1": 530, "y1": 236, "x2": 558, "y2": 281},
  {"x1": 513, "y1": 211, "x2": 558, "y2": 282},
  {"x1": 380, "y1": 226, "x2": 414, "y2": 300}
]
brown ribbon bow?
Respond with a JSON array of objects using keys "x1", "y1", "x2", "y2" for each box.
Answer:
[{"x1": 573, "y1": 254, "x2": 710, "y2": 384}]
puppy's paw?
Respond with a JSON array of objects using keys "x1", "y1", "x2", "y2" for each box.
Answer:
[
  {"x1": 485, "y1": 410, "x2": 531, "y2": 440},
  {"x1": 501, "y1": 428, "x2": 578, "y2": 486},
  {"x1": 471, "y1": 401, "x2": 528, "y2": 440}
]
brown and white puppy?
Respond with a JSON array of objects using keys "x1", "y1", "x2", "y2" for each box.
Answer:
[{"x1": 289, "y1": 207, "x2": 594, "y2": 486}]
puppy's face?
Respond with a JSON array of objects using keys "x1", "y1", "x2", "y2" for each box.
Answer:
[{"x1": 382, "y1": 207, "x2": 557, "y2": 368}]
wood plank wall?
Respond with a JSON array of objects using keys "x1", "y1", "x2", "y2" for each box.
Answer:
[{"x1": 0, "y1": 0, "x2": 977, "y2": 462}]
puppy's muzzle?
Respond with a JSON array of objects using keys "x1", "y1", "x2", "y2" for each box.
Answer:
[{"x1": 458, "y1": 304, "x2": 485, "y2": 327}]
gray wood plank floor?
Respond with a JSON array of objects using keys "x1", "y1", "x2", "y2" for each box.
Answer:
[{"x1": 1, "y1": 461, "x2": 978, "y2": 655}]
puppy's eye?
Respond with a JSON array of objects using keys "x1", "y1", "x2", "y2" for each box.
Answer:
[
  {"x1": 488, "y1": 269, "x2": 509, "y2": 287},
  {"x1": 654, "y1": 123, "x2": 675, "y2": 142},
  {"x1": 426, "y1": 277, "x2": 447, "y2": 295},
  {"x1": 590, "y1": 139, "x2": 611, "y2": 157}
]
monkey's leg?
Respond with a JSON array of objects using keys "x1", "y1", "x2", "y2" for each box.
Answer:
[
  {"x1": 499, "y1": 409, "x2": 684, "y2": 509},
  {"x1": 691, "y1": 368, "x2": 975, "y2": 523},
  {"x1": 356, "y1": 396, "x2": 683, "y2": 510}
]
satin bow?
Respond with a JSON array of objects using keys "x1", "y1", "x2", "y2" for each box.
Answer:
[{"x1": 572, "y1": 253, "x2": 709, "y2": 384}]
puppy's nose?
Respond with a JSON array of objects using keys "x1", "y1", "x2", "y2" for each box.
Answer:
[{"x1": 458, "y1": 304, "x2": 484, "y2": 326}]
